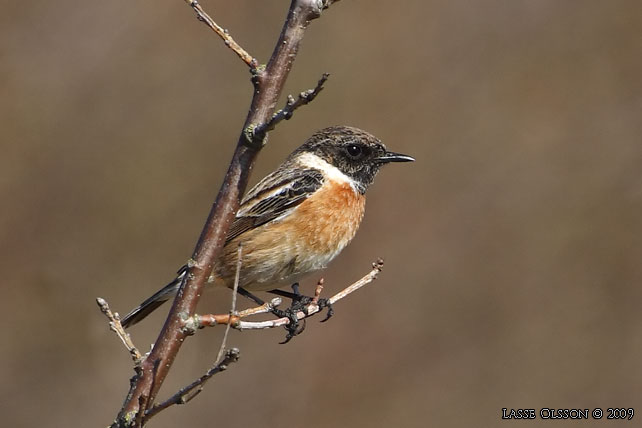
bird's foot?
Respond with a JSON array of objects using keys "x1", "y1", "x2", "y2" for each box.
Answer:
[
  {"x1": 270, "y1": 305, "x2": 307, "y2": 344},
  {"x1": 267, "y1": 283, "x2": 335, "y2": 343},
  {"x1": 317, "y1": 297, "x2": 334, "y2": 322}
]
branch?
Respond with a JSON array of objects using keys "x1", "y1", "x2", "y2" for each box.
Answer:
[
  {"x1": 184, "y1": 0, "x2": 256, "y2": 68},
  {"x1": 97, "y1": 297, "x2": 142, "y2": 364},
  {"x1": 254, "y1": 73, "x2": 330, "y2": 140},
  {"x1": 190, "y1": 259, "x2": 384, "y2": 332},
  {"x1": 112, "y1": 1, "x2": 339, "y2": 426},
  {"x1": 216, "y1": 243, "x2": 242, "y2": 359},
  {"x1": 145, "y1": 348, "x2": 240, "y2": 420}
]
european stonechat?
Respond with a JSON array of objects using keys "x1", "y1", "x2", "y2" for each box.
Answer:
[{"x1": 121, "y1": 125, "x2": 414, "y2": 328}]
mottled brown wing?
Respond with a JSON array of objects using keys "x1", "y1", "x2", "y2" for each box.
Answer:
[{"x1": 225, "y1": 169, "x2": 324, "y2": 243}]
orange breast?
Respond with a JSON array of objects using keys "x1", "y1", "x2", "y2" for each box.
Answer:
[
  {"x1": 289, "y1": 180, "x2": 366, "y2": 254},
  {"x1": 214, "y1": 180, "x2": 366, "y2": 291}
]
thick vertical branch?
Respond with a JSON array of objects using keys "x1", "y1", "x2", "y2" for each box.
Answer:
[{"x1": 112, "y1": 1, "x2": 337, "y2": 426}]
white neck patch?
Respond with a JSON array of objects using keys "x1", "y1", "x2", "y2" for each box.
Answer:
[{"x1": 296, "y1": 152, "x2": 358, "y2": 190}]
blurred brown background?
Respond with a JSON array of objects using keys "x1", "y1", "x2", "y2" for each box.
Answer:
[{"x1": 2, "y1": 1, "x2": 641, "y2": 427}]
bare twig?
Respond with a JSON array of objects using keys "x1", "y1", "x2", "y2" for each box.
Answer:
[
  {"x1": 184, "y1": 0, "x2": 256, "y2": 68},
  {"x1": 238, "y1": 297, "x2": 282, "y2": 317},
  {"x1": 311, "y1": 278, "x2": 325, "y2": 305},
  {"x1": 97, "y1": 297, "x2": 142, "y2": 363},
  {"x1": 145, "y1": 348, "x2": 240, "y2": 419},
  {"x1": 215, "y1": 243, "x2": 241, "y2": 362},
  {"x1": 254, "y1": 73, "x2": 330, "y2": 140},
  {"x1": 326, "y1": 258, "x2": 384, "y2": 305},
  {"x1": 192, "y1": 259, "x2": 384, "y2": 332}
]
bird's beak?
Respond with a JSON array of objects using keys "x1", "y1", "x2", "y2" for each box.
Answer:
[{"x1": 376, "y1": 151, "x2": 415, "y2": 163}]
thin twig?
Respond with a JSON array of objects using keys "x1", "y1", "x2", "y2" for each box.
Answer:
[
  {"x1": 215, "y1": 243, "x2": 242, "y2": 362},
  {"x1": 238, "y1": 297, "x2": 282, "y2": 318},
  {"x1": 184, "y1": 0, "x2": 256, "y2": 68},
  {"x1": 327, "y1": 258, "x2": 384, "y2": 305},
  {"x1": 193, "y1": 259, "x2": 384, "y2": 331},
  {"x1": 311, "y1": 278, "x2": 324, "y2": 305},
  {"x1": 97, "y1": 297, "x2": 142, "y2": 363},
  {"x1": 145, "y1": 348, "x2": 240, "y2": 419},
  {"x1": 254, "y1": 73, "x2": 330, "y2": 140}
]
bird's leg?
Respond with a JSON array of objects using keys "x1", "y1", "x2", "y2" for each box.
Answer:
[
  {"x1": 268, "y1": 301, "x2": 307, "y2": 345},
  {"x1": 269, "y1": 283, "x2": 334, "y2": 322},
  {"x1": 269, "y1": 283, "x2": 314, "y2": 319},
  {"x1": 236, "y1": 287, "x2": 304, "y2": 343},
  {"x1": 266, "y1": 283, "x2": 333, "y2": 342},
  {"x1": 267, "y1": 288, "x2": 299, "y2": 300},
  {"x1": 266, "y1": 283, "x2": 310, "y2": 343},
  {"x1": 291, "y1": 282, "x2": 301, "y2": 297},
  {"x1": 236, "y1": 287, "x2": 265, "y2": 306},
  {"x1": 268, "y1": 283, "x2": 310, "y2": 305}
]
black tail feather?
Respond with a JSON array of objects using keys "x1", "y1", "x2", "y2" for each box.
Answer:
[{"x1": 120, "y1": 269, "x2": 186, "y2": 329}]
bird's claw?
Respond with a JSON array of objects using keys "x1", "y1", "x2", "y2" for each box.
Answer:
[
  {"x1": 318, "y1": 298, "x2": 334, "y2": 322},
  {"x1": 268, "y1": 283, "x2": 334, "y2": 342},
  {"x1": 271, "y1": 306, "x2": 307, "y2": 344}
]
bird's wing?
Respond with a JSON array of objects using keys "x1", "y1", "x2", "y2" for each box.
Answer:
[{"x1": 226, "y1": 168, "x2": 324, "y2": 243}]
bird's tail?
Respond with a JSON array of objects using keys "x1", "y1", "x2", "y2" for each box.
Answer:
[{"x1": 120, "y1": 267, "x2": 187, "y2": 329}]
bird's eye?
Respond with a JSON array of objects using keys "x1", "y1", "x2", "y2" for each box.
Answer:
[{"x1": 346, "y1": 144, "x2": 362, "y2": 158}]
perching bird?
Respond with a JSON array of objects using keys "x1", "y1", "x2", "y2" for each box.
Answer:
[{"x1": 121, "y1": 126, "x2": 414, "y2": 328}]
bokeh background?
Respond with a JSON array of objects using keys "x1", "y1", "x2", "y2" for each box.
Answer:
[{"x1": 2, "y1": 1, "x2": 641, "y2": 426}]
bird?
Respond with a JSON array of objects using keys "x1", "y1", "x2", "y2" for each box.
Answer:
[{"x1": 121, "y1": 125, "x2": 414, "y2": 328}]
